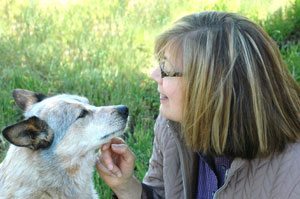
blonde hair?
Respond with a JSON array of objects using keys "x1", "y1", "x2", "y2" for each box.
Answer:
[{"x1": 155, "y1": 11, "x2": 300, "y2": 159}]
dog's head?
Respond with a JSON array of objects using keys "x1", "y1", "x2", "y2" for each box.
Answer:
[{"x1": 2, "y1": 89, "x2": 128, "y2": 155}]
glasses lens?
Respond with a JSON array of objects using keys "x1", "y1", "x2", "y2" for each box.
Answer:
[
  {"x1": 159, "y1": 61, "x2": 167, "y2": 78},
  {"x1": 159, "y1": 58, "x2": 182, "y2": 78}
]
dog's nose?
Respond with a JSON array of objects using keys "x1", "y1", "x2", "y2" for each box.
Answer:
[{"x1": 115, "y1": 105, "x2": 129, "y2": 119}]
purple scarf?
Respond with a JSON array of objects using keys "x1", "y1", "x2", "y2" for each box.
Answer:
[{"x1": 196, "y1": 154, "x2": 233, "y2": 199}]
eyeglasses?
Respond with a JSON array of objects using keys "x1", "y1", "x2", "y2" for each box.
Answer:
[{"x1": 159, "y1": 58, "x2": 183, "y2": 78}]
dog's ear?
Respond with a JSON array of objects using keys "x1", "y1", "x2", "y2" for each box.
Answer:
[
  {"x1": 13, "y1": 89, "x2": 47, "y2": 111},
  {"x1": 2, "y1": 116, "x2": 54, "y2": 150}
]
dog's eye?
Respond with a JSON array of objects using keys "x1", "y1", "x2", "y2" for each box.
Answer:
[{"x1": 77, "y1": 109, "x2": 89, "y2": 119}]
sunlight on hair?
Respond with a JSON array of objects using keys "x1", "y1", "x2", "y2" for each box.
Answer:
[{"x1": 172, "y1": 0, "x2": 295, "y2": 22}]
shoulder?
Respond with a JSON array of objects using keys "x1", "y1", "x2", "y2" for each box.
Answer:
[
  {"x1": 244, "y1": 141, "x2": 300, "y2": 168},
  {"x1": 269, "y1": 141, "x2": 300, "y2": 198},
  {"x1": 280, "y1": 141, "x2": 300, "y2": 173},
  {"x1": 280, "y1": 141, "x2": 300, "y2": 164},
  {"x1": 224, "y1": 142, "x2": 300, "y2": 198},
  {"x1": 252, "y1": 141, "x2": 300, "y2": 175},
  {"x1": 255, "y1": 141, "x2": 300, "y2": 196}
]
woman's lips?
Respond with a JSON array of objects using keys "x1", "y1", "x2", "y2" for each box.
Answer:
[{"x1": 160, "y1": 93, "x2": 168, "y2": 101}]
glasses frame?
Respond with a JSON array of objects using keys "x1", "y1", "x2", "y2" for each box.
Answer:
[{"x1": 159, "y1": 58, "x2": 183, "y2": 78}]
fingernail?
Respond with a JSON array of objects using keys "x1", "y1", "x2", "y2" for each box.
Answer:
[{"x1": 112, "y1": 144, "x2": 124, "y2": 149}]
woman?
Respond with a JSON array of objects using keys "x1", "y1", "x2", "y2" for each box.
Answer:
[{"x1": 96, "y1": 11, "x2": 300, "y2": 199}]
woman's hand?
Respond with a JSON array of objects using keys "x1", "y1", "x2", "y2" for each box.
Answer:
[{"x1": 96, "y1": 137, "x2": 136, "y2": 189}]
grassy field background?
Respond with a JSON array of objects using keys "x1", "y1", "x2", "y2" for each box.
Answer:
[{"x1": 0, "y1": 0, "x2": 299, "y2": 198}]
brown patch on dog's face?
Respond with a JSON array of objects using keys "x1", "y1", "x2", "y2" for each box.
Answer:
[
  {"x1": 66, "y1": 164, "x2": 80, "y2": 176},
  {"x1": 2, "y1": 116, "x2": 54, "y2": 150}
]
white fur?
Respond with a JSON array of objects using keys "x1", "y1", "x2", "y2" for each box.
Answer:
[{"x1": 0, "y1": 93, "x2": 127, "y2": 198}]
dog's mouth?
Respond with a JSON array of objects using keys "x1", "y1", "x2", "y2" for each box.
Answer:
[
  {"x1": 92, "y1": 128, "x2": 125, "y2": 155},
  {"x1": 97, "y1": 117, "x2": 130, "y2": 149},
  {"x1": 100, "y1": 128, "x2": 125, "y2": 141}
]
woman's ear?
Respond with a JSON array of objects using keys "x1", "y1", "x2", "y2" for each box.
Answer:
[
  {"x1": 12, "y1": 89, "x2": 47, "y2": 111},
  {"x1": 2, "y1": 116, "x2": 54, "y2": 150}
]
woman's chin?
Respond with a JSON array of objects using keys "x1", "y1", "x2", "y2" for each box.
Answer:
[{"x1": 159, "y1": 106, "x2": 182, "y2": 122}]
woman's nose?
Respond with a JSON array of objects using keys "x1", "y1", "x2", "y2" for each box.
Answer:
[{"x1": 150, "y1": 67, "x2": 162, "y2": 84}]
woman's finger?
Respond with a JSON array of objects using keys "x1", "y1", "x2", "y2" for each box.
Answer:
[
  {"x1": 100, "y1": 149, "x2": 115, "y2": 170},
  {"x1": 111, "y1": 144, "x2": 135, "y2": 163},
  {"x1": 108, "y1": 162, "x2": 122, "y2": 177},
  {"x1": 96, "y1": 159, "x2": 117, "y2": 177},
  {"x1": 101, "y1": 137, "x2": 125, "y2": 151},
  {"x1": 101, "y1": 142, "x2": 111, "y2": 150},
  {"x1": 97, "y1": 151, "x2": 123, "y2": 177},
  {"x1": 110, "y1": 137, "x2": 125, "y2": 144}
]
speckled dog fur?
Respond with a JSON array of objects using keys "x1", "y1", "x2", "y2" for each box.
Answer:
[{"x1": 0, "y1": 89, "x2": 128, "y2": 199}]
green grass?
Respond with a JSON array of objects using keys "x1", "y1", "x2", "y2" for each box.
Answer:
[{"x1": 0, "y1": 0, "x2": 299, "y2": 198}]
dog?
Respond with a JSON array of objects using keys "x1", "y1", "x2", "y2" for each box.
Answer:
[{"x1": 0, "y1": 89, "x2": 128, "y2": 198}]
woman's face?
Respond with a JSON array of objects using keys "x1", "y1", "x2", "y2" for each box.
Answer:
[{"x1": 151, "y1": 49, "x2": 184, "y2": 122}]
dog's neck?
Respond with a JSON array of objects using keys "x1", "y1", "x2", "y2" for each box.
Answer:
[{"x1": 0, "y1": 145, "x2": 98, "y2": 198}]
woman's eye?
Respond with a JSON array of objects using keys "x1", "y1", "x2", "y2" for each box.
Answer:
[{"x1": 77, "y1": 109, "x2": 89, "y2": 119}]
